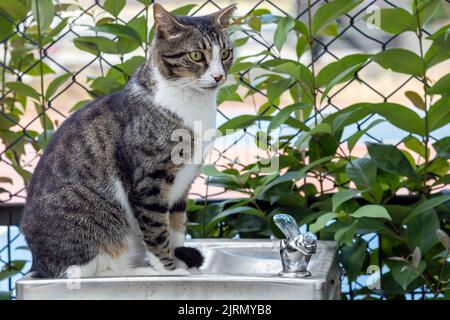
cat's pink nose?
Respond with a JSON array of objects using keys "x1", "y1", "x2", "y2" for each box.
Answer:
[{"x1": 213, "y1": 74, "x2": 223, "y2": 83}]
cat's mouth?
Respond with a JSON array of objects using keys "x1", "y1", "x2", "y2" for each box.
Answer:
[
  {"x1": 199, "y1": 80, "x2": 226, "y2": 90},
  {"x1": 201, "y1": 84, "x2": 220, "y2": 90}
]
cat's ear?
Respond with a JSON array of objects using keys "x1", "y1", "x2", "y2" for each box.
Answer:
[
  {"x1": 153, "y1": 3, "x2": 186, "y2": 38},
  {"x1": 210, "y1": 4, "x2": 237, "y2": 29}
]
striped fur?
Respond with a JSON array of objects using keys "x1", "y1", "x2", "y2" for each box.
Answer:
[{"x1": 21, "y1": 4, "x2": 235, "y2": 278}]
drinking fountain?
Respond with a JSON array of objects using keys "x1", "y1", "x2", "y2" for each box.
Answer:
[{"x1": 273, "y1": 214, "x2": 317, "y2": 277}]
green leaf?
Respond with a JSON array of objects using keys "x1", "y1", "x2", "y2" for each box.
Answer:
[
  {"x1": 69, "y1": 100, "x2": 90, "y2": 113},
  {"x1": 367, "y1": 142, "x2": 416, "y2": 177},
  {"x1": 427, "y1": 96, "x2": 450, "y2": 131},
  {"x1": 32, "y1": 0, "x2": 55, "y2": 31},
  {"x1": 0, "y1": 291, "x2": 12, "y2": 300},
  {"x1": 5, "y1": 82, "x2": 40, "y2": 101},
  {"x1": 346, "y1": 158, "x2": 377, "y2": 189},
  {"x1": 47, "y1": 17, "x2": 69, "y2": 38},
  {"x1": 346, "y1": 119, "x2": 384, "y2": 152},
  {"x1": 427, "y1": 74, "x2": 450, "y2": 95},
  {"x1": 425, "y1": 25, "x2": 450, "y2": 68},
  {"x1": 0, "y1": 113, "x2": 20, "y2": 130},
  {"x1": 6, "y1": 150, "x2": 32, "y2": 183},
  {"x1": 2, "y1": 132, "x2": 26, "y2": 159},
  {"x1": 413, "y1": 0, "x2": 442, "y2": 27},
  {"x1": 296, "y1": 36, "x2": 309, "y2": 58},
  {"x1": 0, "y1": 0, "x2": 28, "y2": 21},
  {"x1": 389, "y1": 260, "x2": 426, "y2": 291},
  {"x1": 332, "y1": 189, "x2": 361, "y2": 213},
  {"x1": 45, "y1": 73, "x2": 72, "y2": 100},
  {"x1": 312, "y1": 0, "x2": 362, "y2": 36},
  {"x1": 218, "y1": 115, "x2": 309, "y2": 136},
  {"x1": 309, "y1": 133, "x2": 339, "y2": 162},
  {"x1": 202, "y1": 165, "x2": 232, "y2": 177},
  {"x1": 427, "y1": 157, "x2": 449, "y2": 177},
  {"x1": 74, "y1": 36, "x2": 120, "y2": 55},
  {"x1": 0, "y1": 260, "x2": 27, "y2": 281},
  {"x1": 0, "y1": 177, "x2": 13, "y2": 184},
  {"x1": 33, "y1": 102, "x2": 53, "y2": 131},
  {"x1": 334, "y1": 221, "x2": 357, "y2": 246},
  {"x1": 228, "y1": 62, "x2": 255, "y2": 74},
  {"x1": 310, "y1": 212, "x2": 335, "y2": 233},
  {"x1": 316, "y1": 54, "x2": 369, "y2": 88},
  {"x1": 321, "y1": 64, "x2": 363, "y2": 103},
  {"x1": 233, "y1": 37, "x2": 249, "y2": 47},
  {"x1": 267, "y1": 78, "x2": 293, "y2": 103},
  {"x1": 259, "y1": 156, "x2": 334, "y2": 195},
  {"x1": 405, "y1": 91, "x2": 426, "y2": 110},
  {"x1": 92, "y1": 24, "x2": 142, "y2": 45},
  {"x1": 406, "y1": 209, "x2": 440, "y2": 254},
  {"x1": 268, "y1": 103, "x2": 309, "y2": 132},
  {"x1": 325, "y1": 102, "x2": 425, "y2": 136},
  {"x1": 36, "y1": 130, "x2": 54, "y2": 150},
  {"x1": 217, "y1": 115, "x2": 259, "y2": 135},
  {"x1": 24, "y1": 61, "x2": 55, "y2": 77},
  {"x1": 248, "y1": 16, "x2": 261, "y2": 32},
  {"x1": 404, "y1": 195, "x2": 450, "y2": 224},
  {"x1": 127, "y1": 16, "x2": 147, "y2": 42},
  {"x1": 341, "y1": 239, "x2": 367, "y2": 281},
  {"x1": 364, "y1": 8, "x2": 416, "y2": 34},
  {"x1": 272, "y1": 62, "x2": 306, "y2": 84},
  {"x1": 107, "y1": 56, "x2": 146, "y2": 80},
  {"x1": 96, "y1": 17, "x2": 115, "y2": 26},
  {"x1": 351, "y1": 205, "x2": 391, "y2": 220},
  {"x1": 0, "y1": 12, "x2": 14, "y2": 42},
  {"x1": 433, "y1": 137, "x2": 450, "y2": 158},
  {"x1": 307, "y1": 123, "x2": 332, "y2": 135},
  {"x1": 319, "y1": 23, "x2": 338, "y2": 37},
  {"x1": 91, "y1": 76, "x2": 123, "y2": 95},
  {"x1": 403, "y1": 136, "x2": 426, "y2": 158},
  {"x1": 207, "y1": 206, "x2": 265, "y2": 231},
  {"x1": 14, "y1": 245, "x2": 29, "y2": 252},
  {"x1": 372, "y1": 49, "x2": 423, "y2": 76},
  {"x1": 274, "y1": 17, "x2": 296, "y2": 51},
  {"x1": 103, "y1": 0, "x2": 125, "y2": 17},
  {"x1": 271, "y1": 62, "x2": 314, "y2": 100},
  {"x1": 370, "y1": 103, "x2": 425, "y2": 136},
  {"x1": 217, "y1": 84, "x2": 242, "y2": 105},
  {"x1": 293, "y1": 20, "x2": 309, "y2": 38}
]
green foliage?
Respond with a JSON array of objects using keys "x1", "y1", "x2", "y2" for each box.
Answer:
[
  {"x1": 192, "y1": 0, "x2": 450, "y2": 300},
  {"x1": 0, "y1": 258, "x2": 28, "y2": 299},
  {"x1": 372, "y1": 49, "x2": 424, "y2": 76},
  {"x1": 365, "y1": 8, "x2": 417, "y2": 34}
]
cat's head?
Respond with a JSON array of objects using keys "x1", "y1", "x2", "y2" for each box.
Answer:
[{"x1": 151, "y1": 3, "x2": 236, "y2": 92}]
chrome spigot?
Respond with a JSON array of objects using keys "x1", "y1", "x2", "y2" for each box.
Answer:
[{"x1": 273, "y1": 214, "x2": 317, "y2": 278}]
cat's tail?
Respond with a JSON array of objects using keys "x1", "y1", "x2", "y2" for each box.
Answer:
[{"x1": 174, "y1": 247, "x2": 204, "y2": 268}]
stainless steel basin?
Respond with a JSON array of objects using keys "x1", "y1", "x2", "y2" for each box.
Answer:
[{"x1": 16, "y1": 239, "x2": 340, "y2": 300}]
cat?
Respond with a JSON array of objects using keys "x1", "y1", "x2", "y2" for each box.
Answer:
[{"x1": 20, "y1": 3, "x2": 236, "y2": 278}]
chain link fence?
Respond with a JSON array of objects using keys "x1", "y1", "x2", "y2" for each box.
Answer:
[{"x1": 1, "y1": 0, "x2": 449, "y2": 299}]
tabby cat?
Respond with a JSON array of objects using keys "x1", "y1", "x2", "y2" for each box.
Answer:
[{"x1": 21, "y1": 3, "x2": 236, "y2": 278}]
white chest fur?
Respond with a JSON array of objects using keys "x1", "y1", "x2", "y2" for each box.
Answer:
[{"x1": 152, "y1": 67, "x2": 217, "y2": 205}]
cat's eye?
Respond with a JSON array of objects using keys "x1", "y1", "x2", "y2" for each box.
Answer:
[
  {"x1": 220, "y1": 49, "x2": 232, "y2": 60},
  {"x1": 189, "y1": 51, "x2": 204, "y2": 62}
]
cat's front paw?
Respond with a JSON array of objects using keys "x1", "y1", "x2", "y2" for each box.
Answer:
[
  {"x1": 174, "y1": 246, "x2": 204, "y2": 268},
  {"x1": 174, "y1": 257, "x2": 188, "y2": 270}
]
